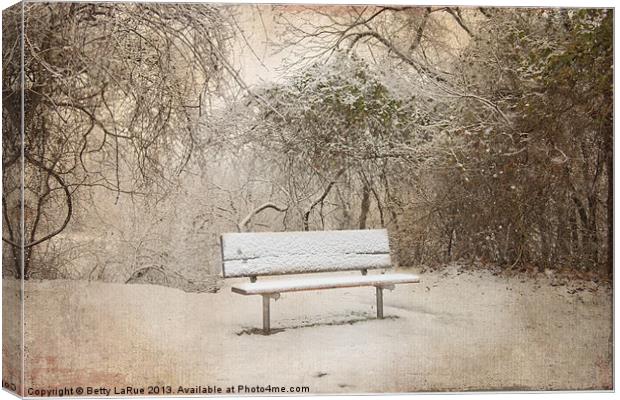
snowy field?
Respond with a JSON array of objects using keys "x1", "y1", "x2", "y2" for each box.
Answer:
[{"x1": 4, "y1": 265, "x2": 613, "y2": 393}]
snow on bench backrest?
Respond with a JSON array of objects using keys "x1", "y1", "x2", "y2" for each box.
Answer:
[{"x1": 220, "y1": 229, "x2": 392, "y2": 278}]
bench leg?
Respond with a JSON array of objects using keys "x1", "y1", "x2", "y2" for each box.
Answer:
[
  {"x1": 262, "y1": 294, "x2": 270, "y2": 334},
  {"x1": 376, "y1": 286, "x2": 384, "y2": 319}
]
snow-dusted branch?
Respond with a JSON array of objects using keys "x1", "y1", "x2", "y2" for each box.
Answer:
[
  {"x1": 238, "y1": 202, "x2": 289, "y2": 232},
  {"x1": 303, "y1": 168, "x2": 346, "y2": 231}
]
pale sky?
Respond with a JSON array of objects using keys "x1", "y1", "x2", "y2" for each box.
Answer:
[{"x1": 228, "y1": 5, "x2": 290, "y2": 88}]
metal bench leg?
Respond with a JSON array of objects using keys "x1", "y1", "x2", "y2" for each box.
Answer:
[
  {"x1": 376, "y1": 286, "x2": 384, "y2": 319},
  {"x1": 262, "y1": 294, "x2": 270, "y2": 334}
]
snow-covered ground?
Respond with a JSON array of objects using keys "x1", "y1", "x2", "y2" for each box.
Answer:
[{"x1": 5, "y1": 265, "x2": 613, "y2": 393}]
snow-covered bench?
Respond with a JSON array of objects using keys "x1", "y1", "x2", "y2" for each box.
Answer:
[{"x1": 220, "y1": 229, "x2": 420, "y2": 334}]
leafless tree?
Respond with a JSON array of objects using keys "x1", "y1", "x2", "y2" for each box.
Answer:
[{"x1": 2, "y1": 3, "x2": 233, "y2": 278}]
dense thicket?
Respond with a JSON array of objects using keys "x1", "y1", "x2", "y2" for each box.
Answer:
[
  {"x1": 420, "y1": 9, "x2": 613, "y2": 274},
  {"x1": 233, "y1": 8, "x2": 613, "y2": 275}
]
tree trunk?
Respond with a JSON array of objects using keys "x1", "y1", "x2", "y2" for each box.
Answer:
[
  {"x1": 606, "y1": 141, "x2": 613, "y2": 277},
  {"x1": 358, "y1": 184, "x2": 371, "y2": 229}
]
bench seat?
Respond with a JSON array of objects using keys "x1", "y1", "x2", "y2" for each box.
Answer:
[{"x1": 231, "y1": 273, "x2": 420, "y2": 295}]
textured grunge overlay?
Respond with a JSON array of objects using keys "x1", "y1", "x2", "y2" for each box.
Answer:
[{"x1": 2, "y1": 3, "x2": 613, "y2": 396}]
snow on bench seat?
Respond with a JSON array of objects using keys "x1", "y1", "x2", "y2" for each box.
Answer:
[{"x1": 231, "y1": 273, "x2": 420, "y2": 295}]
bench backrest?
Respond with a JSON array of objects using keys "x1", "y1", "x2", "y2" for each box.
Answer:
[{"x1": 220, "y1": 229, "x2": 392, "y2": 278}]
